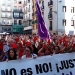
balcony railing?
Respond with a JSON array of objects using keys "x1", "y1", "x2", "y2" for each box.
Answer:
[
  {"x1": 27, "y1": 9, "x2": 30, "y2": 12},
  {"x1": 25, "y1": 2, "x2": 27, "y2": 5},
  {"x1": 48, "y1": 13, "x2": 52, "y2": 19},
  {"x1": 41, "y1": 6, "x2": 44, "y2": 10},
  {"x1": 28, "y1": 0, "x2": 30, "y2": 3},
  {"x1": 1, "y1": 23, "x2": 6, "y2": 25},
  {"x1": 32, "y1": 5, "x2": 34, "y2": 9},
  {"x1": 24, "y1": 11, "x2": 27, "y2": 14},
  {"x1": 6, "y1": 22, "x2": 12, "y2": 25},
  {"x1": 48, "y1": 0, "x2": 53, "y2": 7},
  {"x1": 1, "y1": 15, "x2": 7, "y2": 18},
  {"x1": 13, "y1": 9, "x2": 22, "y2": 12},
  {"x1": 6, "y1": 9, "x2": 12, "y2": 12},
  {"x1": 32, "y1": 13, "x2": 35, "y2": 16},
  {"x1": 32, "y1": 21, "x2": 35, "y2": 24},
  {"x1": 35, "y1": 20, "x2": 37, "y2": 23},
  {"x1": 6, "y1": 16, "x2": 12, "y2": 18},
  {"x1": 1, "y1": 8, "x2": 6, "y2": 11}
]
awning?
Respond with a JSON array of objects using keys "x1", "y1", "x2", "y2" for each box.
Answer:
[{"x1": 24, "y1": 26, "x2": 32, "y2": 31}]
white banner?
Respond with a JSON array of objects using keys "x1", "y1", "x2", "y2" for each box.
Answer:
[{"x1": 1, "y1": 53, "x2": 75, "y2": 75}]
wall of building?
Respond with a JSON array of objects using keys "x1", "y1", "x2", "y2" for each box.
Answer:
[
  {"x1": 23, "y1": 0, "x2": 33, "y2": 34},
  {"x1": 0, "y1": 0, "x2": 14, "y2": 32}
]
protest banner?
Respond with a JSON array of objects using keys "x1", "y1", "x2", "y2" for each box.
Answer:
[{"x1": 1, "y1": 53, "x2": 75, "y2": 75}]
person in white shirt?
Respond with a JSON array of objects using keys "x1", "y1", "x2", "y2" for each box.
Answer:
[{"x1": 21, "y1": 46, "x2": 37, "y2": 59}]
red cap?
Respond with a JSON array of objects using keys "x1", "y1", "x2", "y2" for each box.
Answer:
[{"x1": 26, "y1": 42, "x2": 31, "y2": 46}]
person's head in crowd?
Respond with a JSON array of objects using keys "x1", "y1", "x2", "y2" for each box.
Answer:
[
  {"x1": 50, "y1": 44, "x2": 54, "y2": 50},
  {"x1": 45, "y1": 45, "x2": 51, "y2": 55},
  {"x1": 25, "y1": 47, "x2": 32, "y2": 58},
  {"x1": 8, "y1": 48, "x2": 17, "y2": 60},
  {"x1": 54, "y1": 46, "x2": 60, "y2": 54}
]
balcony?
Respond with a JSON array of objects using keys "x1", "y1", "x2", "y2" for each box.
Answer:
[
  {"x1": 1, "y1": 8, "x2": 6, "y2": 11},
  {"x1": 18, "y1": 9, "x2": 22, "y2": 12},
  {"x1": 27, "y1": 9, "x2": 30, "y2": 12},
  {"x1": 13, "y1": 9, "x2": 18, "y2": 12},
  {"x1": 32, "y1": 21, "x2": 35, "y2": 24},
  {"x1": 1, "y1": 21, "x2": 6, "y2": 25},
  {"x1": 35, "y1": 20, "x2": 37, "y2": 23},
  {"x1": 48, "y1": 13, "x2": 52, "y2": 20},
  {"x1": 6, "y1": 16, "x2": 12, "y2": 19},
  {"x1": 25, "y1": 2, "x2": 27, "y2": 6},
  {"x1": 41, "y1": 6, "x2": 44, "y2": 11},
  {"x1": 6, "y1": 22, "x2": 12, "y2": 25},
  {"x1": 6, "y1": 9, "x2": 12, "y2": 12},
  {"x1": 1, "y1": 15, "x2": 7, "y2": 18},
  {"x1": 32, "y1": 5, "x2": 34, "y2": 9},
  {"x1": 24, "y1": 11, "x2": 27, "y2": 14},
  {"x1": 32, "y1": 13, "x2": 34, "y2": 16},
  {"x1": 28, "y1": 0, "x2": 30, "y2": 3},
  {"x1": 48, "y1": 0, "x2": 53, "y2": 7}
]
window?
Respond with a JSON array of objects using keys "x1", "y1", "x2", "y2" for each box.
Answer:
[
  {"x1": 29, "y1": 5, "x2": 30, "y2": 11},
  {"x1": 71, "y1": 20, "x2": 74, "y2": 26},
  {"x1": 18, "y1": 6, "x2": 22, "y2": 11},
  {"x1": 7, "y1": 7, "x2": 12, "y2": 11},
  {"x1": 7, "y1": 0, "x2": 11, "y2": 6},
  {"x1": 7, "y1": 13, "x2": 12, "y2": 18},
  {"x1": 63, "y1": 6, "x2": 66, "y2": 12},
  {"x1": 42, "y1": 1, "x2": 44, "y2": 6},
  {"x1": 42, "y1": 12, "x2": 44, "y2": 16},
  {"x1": 14, "y1": 0, "x2": 17, "y2": 3},
  {"x1": 18, "y1": 1, "x2": 22, "y2": 4},
  {"x1": 39, "y1": 0, "x2": 41, "y2": 4},
  {"x1": 14, "y1": 20, "x2": 17, "y2": 24},
  {"x1": 50, "y1": 8, "x2": 52, "y2": 13},
  {"x1": 2, "y1": 0, "x2": 5, "y2": 5},
  {"x1": 14, "y1": 6, "x2": 17, "y2": 11},
  {"x1": 7, "y1": 20, "x2": 11, "y2": 25},
  {"x1": 29, "y1": 14, "x2": 30, "y2": 19},
  {"x1": 1, "y1": 13, "x2": 6, "y2": 17},
  {"x1": 28, "y1": 5, "x2": 30, "y2": 12},
  {"x1": 49, "y1": 21, "x2": 52, "y2": 30},
  {"x1": 2, "y1": 20, "x2": 5, "y2": 25},
  {"x1": 1, "y1": 6, "x2": 6, "y2": 11},
  {"x1": 14, "y1": 13, "x2": 19, "y2": 17},
  {"x1": 28, "y1": 0, "x2": 30, "y2": 3},
  {"x1": 71, "y1": 7, "x2": 75, "y2": 13},
  {"x1": 20, "y1": 13, "x2": 23, "y2": 17},
  {"x1": 18, "y1": 20, "x2": 22, "y2": 25},
  {"x1": 63, "y1": 19, "x2": 66, "y2": 26}
]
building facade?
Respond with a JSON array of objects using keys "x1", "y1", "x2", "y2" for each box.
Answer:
[
  {"x1": 12, "y1": 0, "x2": 24, "y2": 34},
  {"x1": 23, "y1": 0, "x2": 33, "y2": 34},
  {"x1": 0, "y1": 0, "x2": 24, "y2": 34},
  {"x1": 0, "y1": 0, "x2": 14, "y2": 33},
  {"x1": 32, "y1": 0, "x2": 38, "y2": 34},
  {"x1": 35, "y1": 0, "x2": 75, "y2": 35}
]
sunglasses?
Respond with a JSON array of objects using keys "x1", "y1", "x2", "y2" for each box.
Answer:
[{"x1": 26, "y1": 50, "x2": 30, "y2": 52}]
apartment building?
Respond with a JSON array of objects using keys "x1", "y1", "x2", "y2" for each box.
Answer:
[
  {"x1": 23, "y1": 0, "x2": 32, "y2": 34},
  {"x1": 0, "y1": 0, "x2": 13, "y2": 33},
  {"x1": 12, "y1": 0, "x2": 24, "y2": 34},
  {"x1": 37, "y1": 0, "x2": 75, "y2": 35},
  {"x1": 0, "y1": 0, "x2": 24, "y2": 34},
  {"x1": 32, "y1": 0, "x2": 37, "y2": 34}
]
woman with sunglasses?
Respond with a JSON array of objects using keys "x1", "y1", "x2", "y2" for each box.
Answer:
[{"x1": 21, "y1": 46, "x2": 37, "y2": 59}]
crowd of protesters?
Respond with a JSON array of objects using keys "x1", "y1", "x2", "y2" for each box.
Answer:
[{"x1": 0, "y1": 33, "x2": 75, "y2": 62}]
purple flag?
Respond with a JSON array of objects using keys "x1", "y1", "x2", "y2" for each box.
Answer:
[{"x1": 36, "y1": 0, "x2": 50, "y2": 40}]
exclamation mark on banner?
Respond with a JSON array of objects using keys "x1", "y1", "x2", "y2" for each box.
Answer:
[{"x1": 49, "y1": 63, "x2": 52, "y2": 71}]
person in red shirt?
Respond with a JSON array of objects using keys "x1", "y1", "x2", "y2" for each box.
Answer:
[{"x1": 19, "y1": 46, "x2": 26, "y2": 58}]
